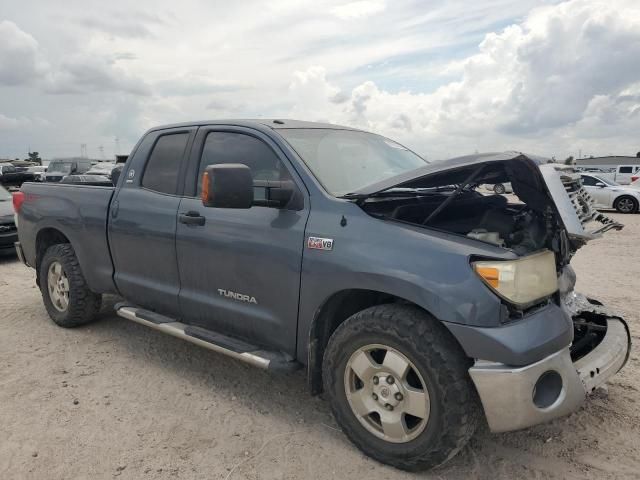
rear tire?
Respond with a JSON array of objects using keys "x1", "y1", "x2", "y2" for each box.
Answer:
[
  {"x1": 493, "y1": 184, "x2": 506, "y2": 194},
  {"x1": 614, "y1": 195, "x2": 638, "y2": 214},
  {"x1": 322, "y1": 304, "x2": 480, "y2": 471},
  {"x1": 39, "y1": 244, "x2": 102, "y2": 327}
]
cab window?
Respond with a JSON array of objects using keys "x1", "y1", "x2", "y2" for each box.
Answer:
[
  {"x1": 196, "y1": 132, "x2": 289, "y2": 195},
  {"x1": 142, "y1": 133, "x2": 190, "y2": 194}
]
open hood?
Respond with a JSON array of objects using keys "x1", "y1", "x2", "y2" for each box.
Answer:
[
  {"x1": 347, "y1": 152, "x2": 545, "y2": 197},
  {"x1": 347, "y1": 151, "x2": 622, "y2": 249}
]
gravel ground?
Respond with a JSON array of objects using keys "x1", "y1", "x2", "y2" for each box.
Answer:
[{"x1": 0, "y1": 212, "x2": 638, "y2": 480}]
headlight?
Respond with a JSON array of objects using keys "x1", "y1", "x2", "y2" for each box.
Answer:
[{"x1": 472, "y1": 250, "x2": 558, "y2": 306}]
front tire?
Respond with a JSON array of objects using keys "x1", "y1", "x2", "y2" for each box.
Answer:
[
  {"x1": 493, "y1": 183, "x2": 506, "y2": 194},
  {"x1": 614, "y1": 195, "x2": 638, "y2": 214},
  {"x1": 322, "y1": 304, "x2": 480, "y2": 471},
  {"x1": 39, "y1": 244, "x2": 102, "y2": 327}
]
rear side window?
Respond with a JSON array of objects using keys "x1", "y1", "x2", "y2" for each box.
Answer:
[
  {"x1": 619, "y1": 166, "x2": 633, "y2": 174},
  {"x1": 581, "y1": 175, "x2": 597, "y2": 186},
  {"x1": 142, "y1": 133, "x2": 189, "y2": 194}
]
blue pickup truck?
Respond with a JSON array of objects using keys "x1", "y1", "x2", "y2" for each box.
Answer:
[{"x1": 14, "y1": 119, "x2": 631, "y2": 470}]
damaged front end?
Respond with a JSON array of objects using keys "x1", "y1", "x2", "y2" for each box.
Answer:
[{"x1": 347, "y1": 152, "x2": 631, "y2": 432}]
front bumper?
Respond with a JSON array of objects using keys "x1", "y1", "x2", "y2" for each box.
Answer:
[
  {"x1": 0, "y1": 229, "x2": 18, "y2": 253},
  {"x1": 469, "y1": 303, "x2": 630, "y2": 433}
]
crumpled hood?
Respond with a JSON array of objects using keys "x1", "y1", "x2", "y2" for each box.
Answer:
[
  {"x1": 350, "y1": 151, "x2": 544, "y2": 196},
  {"x1": 349, "y1": 151, "x2": 622, "y2": 249}
]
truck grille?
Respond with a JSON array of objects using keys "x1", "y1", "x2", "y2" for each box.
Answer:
[
  {"x1": 556, "y1": 169, "x2": 622, "y2": 235},
  {"x1": 0, "y1": 223, "x2": 16, "y2": 234},
  {"x1": 539, "y1": 164, "x2": 623, "y2": 243}
]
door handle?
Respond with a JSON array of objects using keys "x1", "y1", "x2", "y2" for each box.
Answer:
[{"x1": 179, "y1": 211, "x2": 206, "y2": 226}]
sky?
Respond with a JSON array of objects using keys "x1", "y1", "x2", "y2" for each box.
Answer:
[{"x1": 0, "y1": 0, "x2": 638, "y2": 161}]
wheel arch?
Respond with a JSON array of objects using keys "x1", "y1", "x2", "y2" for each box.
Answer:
[
  {"x1": 614, "y1": 194, "x2": 639, "y2": 213},
  {"x1": 35, "y1": 227, "x2": 71, "y2": 286},
  {"x1": 306, "y1": 288, "x2": 460, "y2": 395}
]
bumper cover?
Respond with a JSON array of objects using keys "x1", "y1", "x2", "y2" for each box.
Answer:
[{"x1": 469, "y1": 312, "x2": 630, "y2": 433}]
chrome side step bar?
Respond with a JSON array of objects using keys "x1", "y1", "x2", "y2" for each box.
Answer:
[{"x1": 115, "y1": 304, "x2": 300, "y2": 372}]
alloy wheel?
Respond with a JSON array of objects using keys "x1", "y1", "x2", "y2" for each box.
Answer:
[
  {"x1": 47, "y1": 261, "x2": 70, "y2": 312},
  {"x1": 344, "y1": 344, "x2": 430, "y2": 443}
]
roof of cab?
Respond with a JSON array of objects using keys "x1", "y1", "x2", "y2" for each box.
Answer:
[{"x1": 148, "y1": 119, "x2": 359, "y2": 132}]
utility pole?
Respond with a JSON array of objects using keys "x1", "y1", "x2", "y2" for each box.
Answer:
[
  {"x1": 80, "y1": 144, "x2": 87, "y2": 158},
  {"x1": 115, "y1": 137, "x2": 120, "y2": 155},
  {"x1": 98, "y1": 145, "x2": 105, "y2": 159}
]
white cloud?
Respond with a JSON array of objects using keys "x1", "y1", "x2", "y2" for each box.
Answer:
[
  {"x1": 0, "y1": 20, "x2": 45, "y2": 85},
  {"x1": 0, "y1": 0, "x2": 637, "y2": 160},
  {"x1": 0, "y1": 113, "x2": 31, "y2": 130},
  {"x1": 43, "y1": 54, "x2": 151, "y2": 96},
  {"x1": 284, "y1": 0, "x2": 640, "y2": 159},
  {"x1": 330, "y1": 0, "x2": 386, "y2": 20}
]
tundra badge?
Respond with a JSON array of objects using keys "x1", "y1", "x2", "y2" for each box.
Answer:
[
  {"x1": 218, "y1": 289, "x2": 258, "y2": 304},
  {"x1": 307, "y1": 236, "x2": 334, "y2": 251}
]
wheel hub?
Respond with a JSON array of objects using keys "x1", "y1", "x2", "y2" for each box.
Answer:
[{"x1": 372, "y1": 374, "x2": 402, "y2": 408}]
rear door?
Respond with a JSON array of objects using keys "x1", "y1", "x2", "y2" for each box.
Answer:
[
  {"x1": 109, "y1": 127, "x2": 195, "y2": 317},
  {"x1": 175, "y1": 126, "x2": 309, "y2": 354}
]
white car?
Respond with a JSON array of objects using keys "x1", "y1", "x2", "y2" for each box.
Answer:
[
  {"x1": 485, "y1": 182, "x2": 513, "y2": 194},
  {"x1": 580, "y1": 174, "x2": 640, "y2": 213},
  {"x1": 26, "y1": 165, "x2": 47, "y2": 181},
  {"x1": 85, "y1": 163, "x2": 116, "y2": 178}
]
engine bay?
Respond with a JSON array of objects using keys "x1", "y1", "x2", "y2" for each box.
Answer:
[
  {"x1": 354, "y1": 157, "x2": 576, "y2": 264},
  {"x1": 362, "y1": 190, "x2": 558, "y2": 255}
]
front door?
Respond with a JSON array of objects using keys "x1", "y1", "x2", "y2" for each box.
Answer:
[
  {"x1": 581, "y1": 175, "x2": 611, "y2": 208},
  {"x1": 109, "y1": 128, "x2": 195, "y2": 317},
  {"x1": 175, "y1": 127, "x2": 309, "y2": 355}
]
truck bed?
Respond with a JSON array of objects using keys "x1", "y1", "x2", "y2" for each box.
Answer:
[{"x1": 19, "y1": 182, "x2": 117, "y2": 294}]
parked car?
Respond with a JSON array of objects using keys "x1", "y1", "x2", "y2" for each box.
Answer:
[
  {"x1": 577, "y1": 165, "x2": 640, "y2": 185},
  {"x1": 0, "y1": 185, "x2": 18, "y2": 255},
  {"x1": 486, "y1": 182, "x2": 513, "y2": 194},
  {"x1": 45, "y1": 159, "x2": 93, "y2": 182},
  {"x1": 85, "y1": 162, "x2": 117, "y2": 178},
  {"x1": 26, "y1": 165, "x2": 47, "y2": 182},
  {"x1": 60, "y1": 174, "x2": 113, "y2": 186},
  {"x1": 14, "y1": 120, "x2": 630, "y2": 471},
  {"x1": 580, "y1": 174, "x2": 640, "y2": 213},
  {"x1": 0, "y1": 164, "x2": 35, "y2": 186}
]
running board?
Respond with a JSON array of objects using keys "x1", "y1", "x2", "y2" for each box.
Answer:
[{"x1": 115, "y1": 304, "x2": 300, "y2": 372}]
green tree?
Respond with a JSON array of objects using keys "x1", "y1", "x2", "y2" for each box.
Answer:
[
  {"x1": 564, "y1": 156, "x2": 574, "y2": 165},
  {"x1": 27, "y1": 151, "x2": 42, "y2": 165}
]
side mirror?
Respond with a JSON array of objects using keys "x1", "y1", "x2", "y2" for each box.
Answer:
[
  {"x1": 201, "y1": 164, "x2": 253, "y2": 208},
  {"x1": 595, "y1": 182, "x2": 606, "y2": 188}
]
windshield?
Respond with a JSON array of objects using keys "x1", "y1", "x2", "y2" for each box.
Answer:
[
  {"x1": 48, "y1": 162, "x2": 73, "y2": 174},
  {"x1": 0, "y1": 186, "x2": 10, "y2": 201},
  {"x1": 278, "y1": 129, "x2": 427, "y2": 196}
]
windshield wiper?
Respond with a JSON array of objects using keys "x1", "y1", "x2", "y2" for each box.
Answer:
[{"x1": 341, "y1": 186, "x2": 453, "y2": 201}]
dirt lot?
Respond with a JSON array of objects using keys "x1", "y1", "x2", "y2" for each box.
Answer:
[{"x1": 1, "y1": 213, "x2": 638, "y2": 480}]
